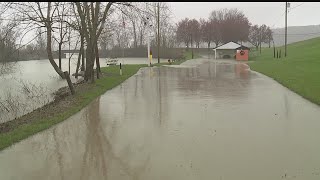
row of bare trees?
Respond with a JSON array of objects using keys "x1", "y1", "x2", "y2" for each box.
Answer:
[
  {"x1": 95, "y1": 2, "x2": 177, "y2": 55},
  {"x1": 1, "y1": 2, "x2": 177, "y2": 65},
  {"x1": 3, "y1": 2, "x2": 141, "y2": 85},
  {"x1": 175, "y1": 8, "x2": 273, "y2": 49},
  {"x1": 0, "y1": 21, "x2": 20, "y2": 63},
  {"x1": 248, "y1": 24, "x2": 273, "y2": 50}
]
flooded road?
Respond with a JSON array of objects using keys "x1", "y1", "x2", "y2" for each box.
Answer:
[{"x1": 1, "y1": 59, "x2": 320, "y2": 180}]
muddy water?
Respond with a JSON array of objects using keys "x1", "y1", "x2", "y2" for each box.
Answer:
[
  {"x1": 0, "y1": 57, "x2": 167, "y2": 123},
  {"x1": 1, "y1": 59, "x2": 320, "y2": 180}
]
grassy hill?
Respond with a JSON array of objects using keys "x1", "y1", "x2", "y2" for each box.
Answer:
[
  {"x1": 241, "y1": 25, "x2": 320, "y2": 48},
  {"x1": 250, "y1": 37, "x2": 320, "y2": 105}
]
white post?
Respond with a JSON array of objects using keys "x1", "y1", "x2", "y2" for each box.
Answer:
[
  {"x1": 214, "y1": 61, "x2": 216, "y2": 77},
  {"x1": 214, "y1": 49, "x2": 217, "y2": 59}
]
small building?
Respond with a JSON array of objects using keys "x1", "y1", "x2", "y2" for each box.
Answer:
[{"x1": 213, "y1": 41, "x2": 250, "y2": 60}]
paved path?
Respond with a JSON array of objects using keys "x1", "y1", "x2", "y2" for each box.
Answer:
[{"x1": 1, "y1": 58, "x2": 320, "y2": 180}]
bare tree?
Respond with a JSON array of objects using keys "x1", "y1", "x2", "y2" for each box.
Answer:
[
  {"x1": 9, "y1": 2, "x2": 66, "y2": 78},
  {"x1": 200, "y1": 18, "x2": 211, "y2": 48},
  {"x1": 52, "y1": 2, "x2": 69, "y2": 70},
  {"x1": 75, "y1": 2, "x2": 134, "y2": 82},
  {"x1": 248, "y1": 24, "x2": 260, "y2": 50},
  {"x1": 176, "y1": 18, "x2": 190, "y2": 48},
  {"x1": 209, "y1": 8, "x2": 250, "y2": 43},
  {"x1": 75, "y1": 2, "x2": 113, "y2": 82},
  {"x1": 188, "y1": 19, "x2": 201, "y2": 48},
  {"x1": 266, "y1": 27, "x2": 273, "y2": 48},
  {"x1": 0, "y1": 20, "x2": 20, "y2": 63},
  {"x1": 35, "y1": 27, "x2": 46, "y2": 60}
]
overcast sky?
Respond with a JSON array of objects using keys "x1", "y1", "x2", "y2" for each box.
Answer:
[{"x1": 168, "y1": 2, "x2": 320, "y2": 29}]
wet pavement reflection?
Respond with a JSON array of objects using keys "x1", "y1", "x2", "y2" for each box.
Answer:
[{"x1": 1, "y1": 59, "x2": 320, "y2": 180}]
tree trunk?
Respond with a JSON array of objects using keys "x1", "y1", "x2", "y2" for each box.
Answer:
[
  {"x1": 95, "y1": 42, "x2": 100, "y2": 75},
  {"x1": 75, "y1": 52, "x2": 81, "y2": 79},
  {"x1": 96, "y1": 67, "x2": 99, "y2": 79},
  {"x1": 214, "y1": 42, "x2": 219, "y2": 48},
  {"x1": 68, "y1": 56, "x2": 71, "y2": 76},
  {"x1": 139, "y1": 30, "x2": 143, "y2": 46},
  {"x1": 89, "y1": 41, "x2": 96, "y2": 83},
  {"x1": 84, "y1": 47, "x2": 91, "y2": 81},
  {"x1": 75, "y1": 37, "x2": 84, "y2": 79},
  {"x1": 81, "y1": 45, "x2": 85, "y2": 71},
  {"x1": 260, "y1": 42, "x2": 261, "y2": 54},
  {"x1": 64, "y1": 71, "x2": 75, "y2": 95},
  {"x1": 58, "y1": 43, "x2": 62, "y2": 70},
  {"x1": 259, "y1": 31, "x2": 262, "y2": 54},
  {"x1": 132, "y1": 20, "x2": 137, "y2": 48},
  {"x1": 46, "y1": 22, "x2": 65, "y2": 79}
]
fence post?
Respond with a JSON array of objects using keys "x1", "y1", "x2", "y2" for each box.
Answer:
[
  {"x1": 279, "y1": 49, "x2": 282, "y2": 58},
  {"x1": 273, "y1": 46, "x2": 276, "y2": 58}
]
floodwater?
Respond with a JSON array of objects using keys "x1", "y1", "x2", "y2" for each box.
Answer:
[
  {"x1": 0, "y1": 57, "x2": 167, "y2": 123},
  {"x1": 1, "y1": 59, "x2": 320, "y2": 180}
]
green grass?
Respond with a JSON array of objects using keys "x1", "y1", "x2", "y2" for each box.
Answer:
[
  {"x1": 250, "y1": 37, "x2": 320, "y2": 105},
  {"x1": 0, "y1": 64, "x2": 147, "y2": 151},
  {"x1": 0, "y1": 50, "x2": 196, "y2": 151}
]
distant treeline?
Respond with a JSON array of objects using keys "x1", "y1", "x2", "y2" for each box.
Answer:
[
  {"x1": 5, "y1": 47, "x2": 214, "y2": 62},
  {"x1": 103, "y1": 47, "x2": 214, "y2": 59},
  {"x1": 61, "y1": 47, "x2": 213, "y2": 59}
]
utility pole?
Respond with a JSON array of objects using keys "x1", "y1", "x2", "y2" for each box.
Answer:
[
  {"x1": 147, "y1": 23, "x2": 151, "y2": 66},
  {"x1": 144, "y1": 16, "x2": 152, "y2": 66},
  {"x1": 285, "y1": 2, "x2": 288, "y2": 57},
  {"x1": 157, "y1": 2, "x2": 160, "y2": 64}
]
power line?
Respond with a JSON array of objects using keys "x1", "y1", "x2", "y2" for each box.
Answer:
[
  {"x1": 289, "y1": 3, "x2": 304, "y2": 12},
  {"x1": 273, "y1": 32, "x2": 320, "y2": 35},
  {"x1": 270, "y1": 2, "x2": 304, "y2": 29}
]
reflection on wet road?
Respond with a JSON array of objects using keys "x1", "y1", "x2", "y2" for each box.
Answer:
[{"x1": 1, "y1": 59, "x2": 320, "y2": 180}]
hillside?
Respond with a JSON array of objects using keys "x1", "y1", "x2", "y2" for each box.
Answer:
[
  {"x1": 272, "y1": 24, "x2": 320, "y2": 47},
  {"x1": 241, "y1": 24, "x2": 320, "y2": 48},
  {"x1": 250, "y1": 37, "x2": 320, "y2": 105}
]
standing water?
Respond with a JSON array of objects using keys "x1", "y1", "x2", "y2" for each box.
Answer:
[
  {"x1": 1, "y1": 59, "x2": 320, "y2": 180},
  {"x1": 0, "y1": 57, "x2": 167, "y2": 123}
]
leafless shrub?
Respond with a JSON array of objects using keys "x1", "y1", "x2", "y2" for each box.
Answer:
[{"x1": 0, "y1": 78, "x2": 52, "y2": 123}]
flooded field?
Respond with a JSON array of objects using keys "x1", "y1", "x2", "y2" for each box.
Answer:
[{"x1": 0, "y1": 57, "x2": 167, "y2": 123}]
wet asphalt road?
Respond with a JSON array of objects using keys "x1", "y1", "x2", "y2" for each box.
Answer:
[{"x1": 1, "y1": 59, "x2": 320, "y2": 180}]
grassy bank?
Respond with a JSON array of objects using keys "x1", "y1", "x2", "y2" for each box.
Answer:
[
  {"x1": 0, "y1": 51, "x2": 196, "y2": 151},
  {"x1": 0, "y1": 64, "x2": 146, "y2": 150},
  {"x1": 250, "y1": 37, "x2": 320, "y2": 105}
]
